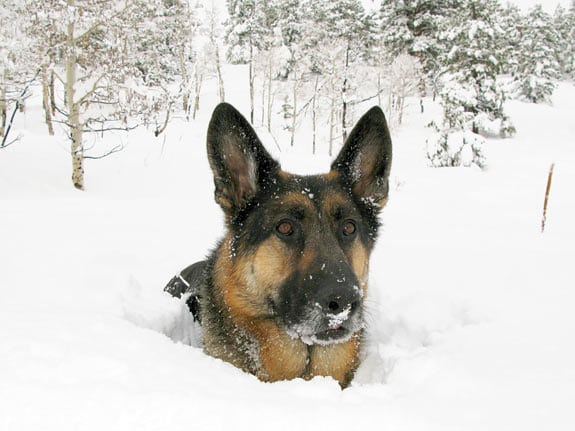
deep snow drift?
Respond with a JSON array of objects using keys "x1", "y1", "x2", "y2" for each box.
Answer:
[{"x1": 1, "y1": 73, "x2": 574, "y2": 430}]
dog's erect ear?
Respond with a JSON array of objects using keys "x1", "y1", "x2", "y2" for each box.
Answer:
[
  {"x1": 207, "y1": 103, "x2": 280, "y2": 215},
  {"x1": 331, "y1": 106, "x2": 392, "y2": 206}
]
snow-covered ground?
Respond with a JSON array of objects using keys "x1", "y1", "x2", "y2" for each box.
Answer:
[{"x1": 1, "y1": 70, "x2": 574, "y2": 430}]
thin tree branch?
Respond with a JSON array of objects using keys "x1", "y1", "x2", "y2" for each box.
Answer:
[
  {"x1": 83, "y1": 143, "x2": 124, "y2": 159},
  {"x1": 1, "y1": 69, "x2": 41, "y2": 148},
  {"x1": 0, "y1": 135, "x2": 20, "y2": 149},
  {"x1": 83, "y1": 124, "x2": 139, "y2": 133},
  {"x1": 154, "y1": 103, "x2": 173, "y2": 137},
  {"x1": 76, "y1": 74, "x2": 107, "y2": 106}
]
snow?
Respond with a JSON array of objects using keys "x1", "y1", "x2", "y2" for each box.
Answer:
[{"x1": 1, "y1": 70, "x2": 575, "y2": 430}]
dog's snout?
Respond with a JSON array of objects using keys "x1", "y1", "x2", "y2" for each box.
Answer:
[{"x1": 320, "y1": 288, "x2": 361, "y2": 315}]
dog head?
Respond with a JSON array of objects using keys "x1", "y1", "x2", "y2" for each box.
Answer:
[{"x1": 207, "y1": 103, "x2": 391, "y2": 345}]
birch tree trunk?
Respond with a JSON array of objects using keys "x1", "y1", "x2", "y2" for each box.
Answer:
[
  {"x1": 192, "y1": 65, "x2": 203, "y2": 120},
  {"x1": 266, "y1": 57, "x2": 272, "y2": 132},
  {"x1": 66, "y1": 0, "x2": 84, "y2": 190},
  {"x1": 341, "y1": 42, "x2": 350, "y2": 143},
  {"x1": 329, "y1": 94, "x2": 335, "y2": 157},
  {"x1": 50, "y1": 69, "x2": 56, "y2": 115},
  {"x1": 312, "y1": 75, "x2": 319, "y2": 155},
  {"x1": 178, "y1": 48, "x2": 190, "y2": 116},
  {"x1": 41, "y1": 62, "x2": 54, "y2": 135},
  {"x1": 215, "y1": 44, "x2": 225, "y2": 103},
  {"x1": 249, "y1": 42, "x2": 254, "y2": 124},
  {"x1": 260, "y1": 63, "x2": 265, "y2": 126},
  {"x1": 290, "y1": 76, "x2": 297, "y2": 147},
  {"x1": 0, "y1": 84, "x2": 6, "y2": 138},
  {"x1": 377, "y1": 73, "x2": 382, "y2": 107}
]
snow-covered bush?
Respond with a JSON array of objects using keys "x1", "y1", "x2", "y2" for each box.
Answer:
[
  {"x1": 516, "y1": 70, "x2": 557, "y2": 104},
  {"x1": 438, "y1": 74, "x2": 514, "y2": 137},
  {"x1": 426, "y1": 129, "x2": 487, "y2": 169}
]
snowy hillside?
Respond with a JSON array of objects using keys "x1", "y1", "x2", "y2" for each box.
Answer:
[{"x1": 1, "y1": 67, "x2": 574, "y2": 430}]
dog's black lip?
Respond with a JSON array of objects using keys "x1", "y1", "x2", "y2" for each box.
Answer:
[{"x1": 313, "y1": 326, "x2": 350, "y2": 341}]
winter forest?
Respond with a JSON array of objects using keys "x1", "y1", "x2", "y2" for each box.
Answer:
[{"x1": 1, "y1": 0, "x2": 574, "y2": 189}]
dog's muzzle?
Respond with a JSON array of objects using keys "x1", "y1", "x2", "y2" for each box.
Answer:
[{"x1": 283, "y1": 284, "x2": 363, "y2": 346}]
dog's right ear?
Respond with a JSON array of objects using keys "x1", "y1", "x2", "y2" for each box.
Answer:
[{"x1": 207, "y1": 103, "x2": 280, "y2": 216}]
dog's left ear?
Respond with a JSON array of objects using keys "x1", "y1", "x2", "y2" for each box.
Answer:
[
  {"x1": 331, "y1": 106, "x2": 392, "y2": 206},
  {"x1": 207, "y1": 103, "x2": 280, "y2": 216}
]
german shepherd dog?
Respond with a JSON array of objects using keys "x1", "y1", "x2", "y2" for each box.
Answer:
[{"x1": 165, "y1": 103, "x2": 392, "y2": 388}]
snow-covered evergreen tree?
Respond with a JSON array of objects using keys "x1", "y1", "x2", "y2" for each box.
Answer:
[
  {"x1": 440, "y1": 0, "x2": 510, "y2": 131},
  {"x1": 498, "y1": 3, "x2": 523, "y2": 76},
  {"x1": 553, "y1": 4, "x2": 575, "y2": 80},
  {"x1": 122, "y1": 0, "x2": 197, "y2": 127},
  {"x1": 379, "y1": 0, "x2": 461, "y2": 95},
  {"x1": 274, "y1": 0, "x2": 308, "y2": 76},
  {"x1": 428, "y1": 0, "x2": 514, "y2": 168},
  {"x1": 513, "y1": 5, "x2": 560, "y2": 103}
]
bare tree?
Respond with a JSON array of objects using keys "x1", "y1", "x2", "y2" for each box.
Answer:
[
  {"x1": 23, "y1": 0, "x2": 193, "y2": 189},
  {"x1": 1, "y1": 0, "x2": 36, "y2": 139},
  {"x1": 207, "y1": 1, "x2": 225, "y2": 103},
  {"x1": 384, "y1": 54, "x2": 422, "y2": 127}
]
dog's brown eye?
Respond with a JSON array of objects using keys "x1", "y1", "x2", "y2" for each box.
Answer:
[
  {"x1": 342, "y1": 220, "x2": 356, "y2": 236},
  {"x1": 277, "y1": 221, "x2": 294, "y2": 236}
]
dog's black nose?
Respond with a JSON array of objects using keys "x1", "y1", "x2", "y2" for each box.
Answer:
[{"x1": 320, "y1": 288, "x2": 361, "y2": 315}]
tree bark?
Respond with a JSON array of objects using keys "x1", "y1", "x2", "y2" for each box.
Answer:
[
  {"x1": 0, "y1": 84, "x2": 6, "y2": 138},
  {"x1": 266, "y1": 57, "x2": 272, "y2": 132},
  {"x1": 261, "y1": 68, "x2": 265, "y2": 126},
  {"x1": 67, "y1": 0, "x2": 84, "y2": 190},
  {"x1": 329, "y1": 93, "x2": 335, "y2": 157},
  {"x1": 178, "y1": 48, "x2": 190, "y2": 117},
  {"x1": 192, "y1": 65, "x2": 203, "y2": 120},
  {"x1": 312, "y1": 75, "x2": 319, "y2": 155},
  {"x1": 377, "y1": 73, "x2": 382, "y2": 107},
  {"x1": 341, "y1": 42, "x2": 351, "y2": 143},
  {"x1": 41, "y1": 62, "x2": 54, "y2": 135},
  {"x1": 215, "y1": 44, "x2": 225, "y2": 103},
  {"x1": 249, "y1": 42, "x2": 254, "y2": 124},
  {"x1": 50, "y1": 69, "x2": 56, "y2": 115},
  {"x1": 290, "y1": 76, "x2": 297, "y2": 147}
]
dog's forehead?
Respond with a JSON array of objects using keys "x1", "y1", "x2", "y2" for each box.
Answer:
[{"x1": 271, "y1": 172, "x2": 355, "y2": 216}]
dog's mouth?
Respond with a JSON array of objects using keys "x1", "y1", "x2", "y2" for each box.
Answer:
[
  {"x1": 310, "y1": 325, "x2": 351, "y2": 343},
  {"x1": 283, "y1": 305, "x2": 362, "y2": 346}
]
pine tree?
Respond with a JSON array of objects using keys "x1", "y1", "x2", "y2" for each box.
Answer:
[
  {"x1": 553, "y1": 4, "x2": 575, "y2": 80},
  {"x1": 123, "y1": 0, "x2": 197, "y2": 126},
  {"x1": 438, "y1": 0, "x2": 513, "y2": 136},
  {"x1": 379, "y1": 0, "x2": 461, "y2": 95},
  {"x1": 428, "y1": 0, "x2": 514, "y2": 168},
  {"x1": 513, "y1": 5, "x2": 560, "y2": 103},
  {"x1": 498, "y1": 3, "x2": 523, "y2": 76}
]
